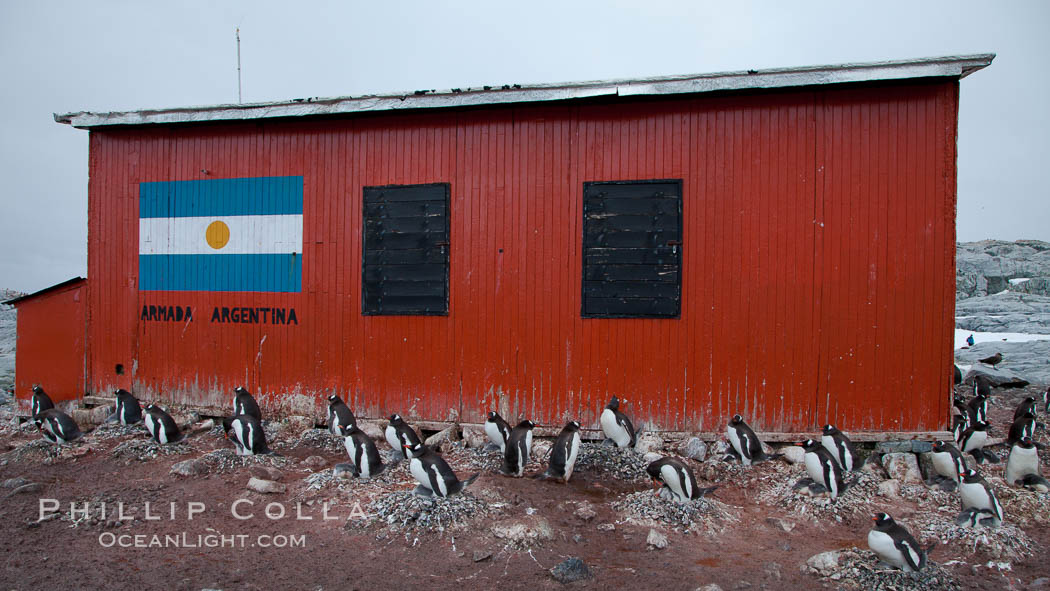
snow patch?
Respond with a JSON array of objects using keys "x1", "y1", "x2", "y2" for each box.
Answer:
[{"x1": 954, "y1": 328, "x2": 1050, "y2": 350}]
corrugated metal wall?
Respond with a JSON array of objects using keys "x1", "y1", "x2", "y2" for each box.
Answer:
[
  {"x1": 13, "y1": 282, "x2": 86, "y2": 411},
  {"x1": 85, "y1": 80, "x2": 958, "y2": 432}
]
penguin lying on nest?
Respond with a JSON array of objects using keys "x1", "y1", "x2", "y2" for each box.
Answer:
[
  {"x1": 223, "y1": 414, "x2": 278, "y2": 456},
  {"x1": 927, "y1": 440, "x2": 967, "y2": 492},
  {"x1": 868, "y1": 513, "x2": 930, "y2": 572},
  {"x1": 107, "y1": 389, "x2": 143, "y2": 425},
  {"x1": 724, "y1": 415, "x2": 781, "y2": 465},
  {"x1": 404, "y1": 442, "x2": 479, "y2": 497},
  {"x1": 646, "y1": 457, "x2": 717, "y2": 503},
  {"x1": 957, "y1": 468, "x2": 1003, "y2": 528},
  {"x1": 1005, "y1": 437, "x2": 1049, "y2": 492},
  {"x1": 792, "y1": 439, "x2": 847, "y2": 499},
  {"x1": 338, "y1": 424, "x2": 384, "y2": 478},
  {"x1": 34, "y1": 408, "x2": 82, "y2": 445},
  {"x1": 600, "y1": 397, "x2": 643, "y2": 448}
]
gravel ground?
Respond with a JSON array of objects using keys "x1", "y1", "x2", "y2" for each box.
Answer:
[
  {"x1": 809, "y1": 548, "x2": 960, "y2": 591},
  {"x1": 613, "y1": 489, "x2": 739, "y2": 533},
  {"x1": 574, "y1": 443, "x2": 650, "y2": 482},
  {"x1": 356, "y1": 489, "x2": 496, "y2": 534}
]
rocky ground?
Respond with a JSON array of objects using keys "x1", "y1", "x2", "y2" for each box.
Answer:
[
  {"x1": 0, "y1": 386, "x2": 1047, "y2": 590},
  {"x1": 0, "y1": 291, "x2": 18, "y2": 397}
]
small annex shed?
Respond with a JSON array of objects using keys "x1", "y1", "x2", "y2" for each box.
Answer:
[
  {"x1": 7, "y1": 278, "x2": 88, "y2": 413},
  {"x1": 48, "y1": 54, "x2": 993, "y2": 434}
]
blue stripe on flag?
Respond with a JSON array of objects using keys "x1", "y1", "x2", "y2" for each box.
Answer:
[
  {"x1": 140, "y1": 176, "x2": 303, "y2": 219},
  {"x1": 139, "y1": 254, "x2": 302, "y2": 292}
]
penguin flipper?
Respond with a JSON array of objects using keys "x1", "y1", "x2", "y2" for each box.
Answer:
[
  {"x1": 792, "y1": 477, "x2": 815, "y2": 491},
  {"x1": 412, "y1": 485, "x2": 434, "y2": 497},
  {"x1": 105, "y1": 412, "x2": 120, "y2": 423},
  {"x1": 693, "y1": 486, "x2": 718, "y2": 499},
  {"x1": 1021, "y1": 474, "x2": 1050, "y2": 492},
  {"x1": 482, "y1": 443, "x2": 500, "y2": 453}
]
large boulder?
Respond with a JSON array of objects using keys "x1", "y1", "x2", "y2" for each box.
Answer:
[
  {"x1": 956, "y1": 240, "x2": 1050, "y2": 301},
  {"x1": 958, "y1": 344, "x2": 1045, "y2": 387},
  {"x1": 955, "y1": 292, "x2": 1050, "y2": 334},
  {"x1": 880, "y1": 453, "x2": 922, "y2": 484}
]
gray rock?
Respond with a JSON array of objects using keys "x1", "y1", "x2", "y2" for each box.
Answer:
[
  {"x1": 5, "y1": 482, "x2": 42, "y2": 496},
  {"x1": 678, "y1": 437, "x2": 708, "y2": 462},
  {"x1": 634, "y1": 433, "x2": 663, "y2": 454},
  {"x1": 2, "y1": 477, "x2": 30, "y2": 488},
  {"x1": 960, "y1": 355, "x2": 1034, "y2": 387},
  {"x1": 472, "y1": 550, "x2": 492, "y2": 562},
  {"x1": 170, "y1": 459, "x2": 206, "y2": 477},
  {"x1": 333, "y1": 463, "x2": 356, "y2": 478},
  {"x1": 877, "y1": 479, "x2": 901, "y2": 498},
  {"x1": 765, "y1": 517, "x2": 795, "y2": 533},
  {"x1": 876, "y1": 441, "x2": 933, "y2": 454},
  {"x1": 804, "y1": 550, "x2": 842, "y2": 575},
  {"x1": 695, "y1": 586, "x2": 724, "y2": 591},
  {"x1": 301, "y1": 455, "x2": 327, "y2": 470},
  {"x1": 462, "y1": 425, "x2": 488, "y2": 449},
  {"x1": 574, "y1": 502, "x2": 597, "y2": 521},
  {"x1": 249, "y1": 465, "x2": 284, "y2": 481},
  {"x1": 956, "y1": 240, "x2": 1050, "y2": 301},
  {"x1": 881, "y1": 453, "x2": 922, "y2": 484},
  {"x1": 357, "y1": 420, "x2": 385, "y2": 440},
  {"x1": 781, "y1": 446, "x2": 805, "y2": 464},
  {"x1": 1030, "y1": 577, "x2": 1050, "y2": 588},
  {"x1": 550, "y1": 557, "x2": 592, "y2": 584},
  {"x1": 424, "y1": 425, "x2": 461, "y2": 451},
  {"x1": 646, "y1": 528, "x2": 668, "y2": 549},
  {"x1": 643, "y1": 452, "x2": 663, "y2": 463},
  {"x1": 247, "y1": 477, "x2": 287, "y2": 494},
  {"x1": 596, "y1": 522, "x2": 615, "y2": 532},
  {"x1": 532, "y1": 440, "x2": 552, "y2": 461},
  {"x1": 491, "y1": 516, "x2": 553, "y2": 546}
]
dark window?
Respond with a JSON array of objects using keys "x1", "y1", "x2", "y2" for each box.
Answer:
[
  {"x1": 582, "y1": 180, "x2": 682, "y2": 318},
  {"x1": 362, "y1": 183, "x2": 450, "y2": 315}
]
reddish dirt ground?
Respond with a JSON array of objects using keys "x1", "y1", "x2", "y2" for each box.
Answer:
[{"x1": 0, "y1": 384, "x2": 1047, "y2": 590}]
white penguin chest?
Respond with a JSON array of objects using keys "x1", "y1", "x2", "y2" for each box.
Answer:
[
  {"x1": 804, "y1": 452, "x2": 825, "y2": 483},
  {"x1": 563, "y1": 433, "x2": 581, "y2": 479},
  {"x1": 867, "y1": 530, "x2": 904, "y2": 568},
  {"x1": 660, "y1": 464, "x2": 689, "y2": 502},
  {"x1": 963, "y1": 430, "x2": 987, "y2": 452},
  {"x1": 601, "y1": 410, "x2": 629, "y2": 447},
  {"x1": 385, "y1": 426, "x2": 400, "y2": 452},
  {"x1": 409, "y1": 458, "x2": 431, "y2": 489},
  {"x1": 930, "y1": 451, "x2": 959, "y2": 480},
  {"x1": 484, "y1": 421, "x2": 504, "y2": 448},
  {"x1": 960, "y1": 482, "x2": 990, "y2": 510},
  {"x1": 1005, "y1": 447, "x2": 1038, "y2": 483}
]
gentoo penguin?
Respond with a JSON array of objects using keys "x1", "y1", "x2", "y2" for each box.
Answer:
[
  {"x1": 1014, "y1": 396, "x2": 1037, "y2": 421},
  {"x1": 928, "y1": 440, "x2": 968, "y2": 489},
  {"x1": 646, "y1": 457, "x2": 716, "y2": 504},
  {"x1": 502, "y1": 419, "x2": 535, "y2": 477},
  {"x1": 958, "y1": 468, "x2": 1003, "y2": 528},
  {"x1": 143, "y1": 404, "x2": 183, "y2": 444},
  {"x1": 484, "y1": 411, "x2": 512, "y2": 453},
  {"x1": 958, "y1": 421, "x2": 997, "y2": 464},
  {"x1": 600, "y1": 397, "x2": 637, "y2": 448},
  {"x1": 1006, "y1": 411, "x2": 1036, "y2": 447},
  {"x1": 820, "y1": 424, "x2": 857, "y2": 471},
  {"x1": 108, "y1": 389, "x2": 143, "y2": 425},
  {"x1": 384, "y1": 414, "x2": 422, "y2": 460},
  {"x1": 952, "y1": 394, "x2": 969, "y2": 418},
  {"x1": 973, "y1": 375, "x2": 991, "y2": 398},
  {"x1": 1004, "y1": 437, "x2": 1050, "y2": 492},
  {"x1": 31, "y1": 385, "x2": 55, "y2": 417},
  {"x1": 953, "y1": 365, "x2": 963, "y2": 386},
  {"x1": 404, "y1": 442, "x2": 479, "y2": 497},
  {"x1": 951, "y1": 413, "x2": 970, "y2": 444},
  {"x1": 867, "y1": 513, "x2": 927, "y2": 572},
  {"x1": 341, "y1": 424, "x2": 384, "y2": 478},
  {"x1": 978, "y1": 352, "x2": 1003, "y2": 369},
  {"x1": 726, "y1": 415, "x2": 775, "y2": 466},
  {"x1": 800, "y1": 439, "x2": 846, "y2": 499},
  {"x1": 33, "y1": 409, "x2": 82, "y2": 444},
  {"x1": 967, "y1": 389, "x2": 989, "y2": 425},
  {"x1": 539, "y1": 421, "x2": 582, "y2": 482},
  {"x1": 222, "y1": 414, "x2": 272, "y2": 455},
  {"x1": 1043, "y1": 386, "x2": 1050, "y2": 414},
  {"x1": 327, "y1": 394, "x2": 356, "y2": 435},
  {"x1": 233, "y1": 386, "x2": 262, "y2": 422}
]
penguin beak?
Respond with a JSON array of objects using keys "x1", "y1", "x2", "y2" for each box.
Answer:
[
  {"x1": 871, "y1": 516, "x2": 878, "y2": 522},
  {"x1": 651, "y1": 480, "x2": 661, "y2": 492}
]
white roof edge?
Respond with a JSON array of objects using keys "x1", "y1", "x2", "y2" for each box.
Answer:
[{"x1": 55, "y1": 53, "x2": 994, "y2": 129}]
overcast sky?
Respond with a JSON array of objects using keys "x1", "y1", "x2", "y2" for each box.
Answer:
[{"x1": 1, "y1": 0, "x2": 1047, "y2": 293}]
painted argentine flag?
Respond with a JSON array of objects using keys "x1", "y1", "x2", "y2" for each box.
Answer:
[{"x1": 139, "y1": 176, "x2": 303, "y2": 292}]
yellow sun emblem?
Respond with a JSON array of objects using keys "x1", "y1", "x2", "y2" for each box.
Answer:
[{"x1": 205, "y1": 220, "x2": 230, "y2": 250}]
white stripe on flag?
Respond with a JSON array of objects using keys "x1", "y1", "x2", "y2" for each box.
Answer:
[{"x1": 139, "y1": 215, "x2": 303, "y2": 255}]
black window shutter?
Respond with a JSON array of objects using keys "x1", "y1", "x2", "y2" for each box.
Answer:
[
  {"x1": 362, "y1": 183, "x2": 450, "y2": 315},
  {"x1": 582, "y1": 180, "x2": 682, "y2": 318}
]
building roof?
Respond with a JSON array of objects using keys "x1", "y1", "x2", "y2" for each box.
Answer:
[
  {"x1": 3, "y1": 277, "x2": 85, "y2": 306},
  {"x1": 55, "y1": 54, "x2": 993, "y2": 129}
]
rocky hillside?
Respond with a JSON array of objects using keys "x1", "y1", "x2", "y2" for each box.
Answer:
[
  {"x1": 957, "y1": 239, "x2": 1050, "y2": 300},
  {"x1": 0, "y1": 289, "x2": 21, "y2": 397}
]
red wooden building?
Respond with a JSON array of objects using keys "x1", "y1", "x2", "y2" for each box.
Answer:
[{"x1": 36, "y1": 54, "x2": 993, "y2": 433}]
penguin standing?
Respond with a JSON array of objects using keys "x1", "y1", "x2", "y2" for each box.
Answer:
[
  {"x1": 143, "y1": 404, "x2": 183, "y2": 444},
  {"x1": 599, "y1": 397, "x2": 637, "y2": 448},
  {"x1": 726, "y1": 415, "x2": 775, "y2": 466},
  {"x1": 958, "y1": 468, "x2": 1003, "y2": 528},
  {"x1": 951, "y1": 413, "x2": 970, "y2": 444},
  {"x1": 967, "y1": 388, "x2": 989, "y2": 425},
  {"x1": 233, "y1": 387, "x2": 262, "y2": 422},
  {"x1": 341, "y1": 424, "x2": 384, "y2": 478},
  {"x1": 33, "y1": 409, "x2": 82, "y2": 444},
  {"x1": 540, "y1": 421, "x2": 582, "y2": 482},
  {"x1": 800, "y1": 439, "x2": 846, "y2": 499},
  {"x1": 404, "y1": 442, "x2": 479, "y2": 497},
  {"x1": 820, "y1": 424, "x2": 857, "y2": 471},
  {"x1": 484, "y1": 411, "x2": 512, "y2": 453},
  {"x1": 1042, "y1": 386, "x2": 1050, "y2": 414},
  {"x1": 646, "y1": 457, "x2": 716, "y2": 504},
  {"x1": 222, "y1": 414, "x2": 272, "y2": 455},
  {"x1": 109, "y1": 389, "x2": 143, "y2": 425},
  {"x1": 1004, "y1": 437, "x2": 1050, "y2": 492},
  {"x1": 952, "y1": 394, "x2": 969, "y2": 418},
  {"x1": 867, "y1": 513, "x2": 927, "y2": 572},
  {"x1": 385, "y1": 414, "x2": 422, "y2": 460},
  {"x1": 1006, "y1": 411, "x2": 1036, "y2": 447},
  {"x1": 958, "y1": 421, "x2": 997, "y2": 464},
  {"x1": 327, "y1": 394, "x2": 356, "y2": 435},
  {"x1": 1014, "y1": 396, "x2": 1037, "y2": 421},
  {"x1": 502, "y1": 420, "x2": 535, "y2": 477},
  {"x1": 928, "y1": 440, "x2": 968, "y2": 489},
  {"x1": 953, "y1": 365, "x2": 963, "y2": 386},
  {"x1": 31, "y1": 385, "x2": 55, "y2": 417}
]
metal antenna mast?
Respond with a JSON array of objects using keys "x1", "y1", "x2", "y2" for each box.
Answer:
[{"x1": 236, "y1": 27, "x2": 242, "y2": 103}]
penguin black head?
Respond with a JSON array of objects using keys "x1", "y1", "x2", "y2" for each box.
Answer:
[
  {"x1": 932, "y1": 440, "x2": 950, "y2": 453},
  {"x1": 389, "y1": 413, "x2": 403, "y2": 425},
  {"x1": 516, "y1": 419, "x2": 536, "y2": 430},
  {"x1": 971, "y1": 421, "x2": 990, "y2": 432},
  {"x1": 115, "y1": 388, "x2": 132, "y2": 398},
  {"x1": 959, "y1": 468, "x2": 982, "y2": 482},
  {"x1": 144, "y1": 403, "x2": 157, "y2": 411},
  {"x1": 221, "y1": 417, "x2": 234, "y2": 433},
  {"x1": 872, "y1": 512, "x2": 895, "y2": 529},
  {"x1": 822, "y1": 424, "x2": 839, "y2": 436},
  {"x1": 487, "y1": 411, "x2": 500, "y2": 420},
  {"x1": 403, "y1": 442, "x2": 426, "y2": 457},
  {"x1": 1017, "y1": 436, "x2": 1036, "y2": 450},
  {"x1": 800, "y1": 438, "x2": 821, "y2": 451},
  {"x1": 32, "y1": 385, "x2": 43, "y2": 395},
  {"x1": 327, "y1": 394, "x2": 341, "y2": 404},
  {"x1": 606, "y1": 397, "x2": 620, "y2": 410},
  {"x1": 730, "y1": 414, "x2": 744, "y2": 425},
  {"x1": 564, "y1": 420, "x2": 581, "y2": 431}
]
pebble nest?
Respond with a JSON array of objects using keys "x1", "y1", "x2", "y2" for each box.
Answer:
[
  {"x1": 440, "y1": 444, "x2": 503, "y2": 473},
  {"x1": 918, "y1": 520, "x2": 1033, "y2": 561},
  {"x1": 110, "y1": 438, "x2": 192, "y2": 463},
  {"x1": 996, "y1": 486, "x2": 1050, "y2": 525},
  {"x1": 290, "y1": 429, "x2": 345, "y2": 453},
  {"x1": 612, "y1": 490, "x2": 740, "y2": 533},
  {"x1": 1, "y1": 438, "x2": 67, "y2": 463},
  {"x1": 574, "y1": 443, "x2": 650, "y2": 482},
  {"x1": 90, "y1": 422, "x2": 148, "y2": 440},
  {"x1": 754, "y1": 461, "x2": 882, "y2": 522},
  {"x1": 194, "y1": 448, "x2": 291, "y2": 474},
  {"x1": 355, "y1": 490, "x2": 494, "y2": 534},
  {"x1": 810, "y1": 548, "x2": 959, "y2": 591}
]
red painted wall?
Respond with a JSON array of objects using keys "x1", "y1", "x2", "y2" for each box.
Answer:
[
  {"x1": 13, "y1": 281, "x2": 87, "y2": 412},
  {"x1": 83, "y1": 80, "x2": 959, "y2": 432}
]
